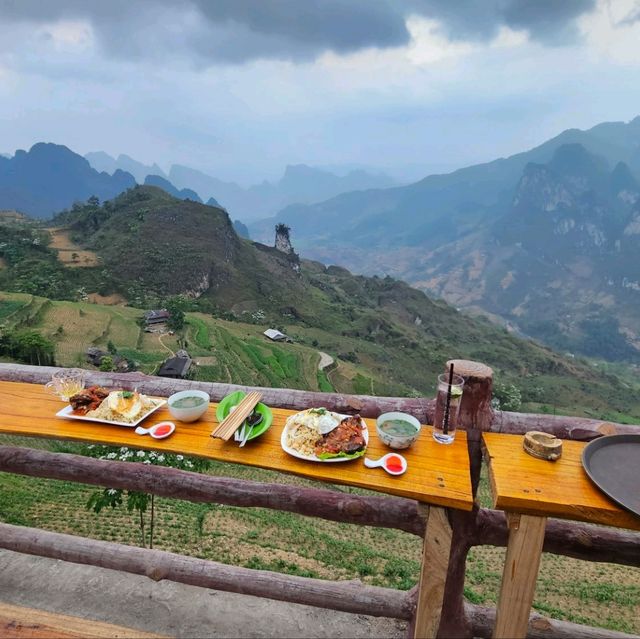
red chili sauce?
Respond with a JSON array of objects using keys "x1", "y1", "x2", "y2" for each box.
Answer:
[
  {"x1": 153, "y1": 424, "x2": 173, "y2": 437},
  {"x1": 384, "y1": 455, "x2": 404, "y2": 473}
]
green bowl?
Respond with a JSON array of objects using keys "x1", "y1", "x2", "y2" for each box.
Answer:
[{"x1": 215, "y1": 391, "x2": 273, "y2": 442}]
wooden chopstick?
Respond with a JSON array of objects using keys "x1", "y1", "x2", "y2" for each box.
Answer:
[{"x1": 211, "y1": 391, "x2": 262, "y2": 441}]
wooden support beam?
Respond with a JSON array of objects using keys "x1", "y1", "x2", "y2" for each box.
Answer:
[
  {"x1": 0, "y1": 446, "x2": 425, "y2": 536},
  {"x1": 493, "y1": 514, "x2": 547, "y2": 639},
  {"x1": 413, "y1": 506, "x2": 453, "y2": 639},
  {"x1": 0, "y1": 523, "x2": 414, "y2": 621}
]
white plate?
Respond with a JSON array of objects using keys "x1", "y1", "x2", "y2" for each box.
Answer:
[
  {"x1": 56, "y1": 399, "x2": 167, "y2": 428},
  {"x1": 280, "y1": 411, "x2": 368, "y2": 463}
]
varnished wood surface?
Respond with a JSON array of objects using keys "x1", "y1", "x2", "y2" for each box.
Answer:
[
  {"x1": 0, "y1": 602, "x2": 162, "y2": 638},
  {"x1": 0, "y1": 382, "x2": 473, "y2": 510},
  {"x1": 483, "y1": 432, "x2": 640, "y2": 531}
]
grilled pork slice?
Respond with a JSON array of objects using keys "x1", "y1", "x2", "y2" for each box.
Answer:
[
  {"x1": 315, "y1": 415, "x2": 365, "y2": 456},
  {"x1": 69, "y1": 386, "x2": 109, "y2": 414}
]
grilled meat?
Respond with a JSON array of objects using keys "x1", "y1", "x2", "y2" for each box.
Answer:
[
  {"x1": 315, "y1": 415, "x2": 365, "y2": 456},
  {"x1": 69, "y1": 386, "x2": 109, "y2": 415}
]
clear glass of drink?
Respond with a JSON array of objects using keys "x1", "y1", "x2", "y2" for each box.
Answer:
[
  {"x1": 433, "y1": 373, "x2": 464, "y2": 444},
  {"x1": 45, "y1": 369, "x2": 86, "y2": 401}
]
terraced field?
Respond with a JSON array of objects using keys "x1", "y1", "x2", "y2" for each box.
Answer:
[{"x1": 0, "y1": 294, "x2": 375, "y2": 391}]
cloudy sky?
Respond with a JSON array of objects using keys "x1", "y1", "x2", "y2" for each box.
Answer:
[{"x1": 1, "y1": 0, "x2": 640, "y2": 184}]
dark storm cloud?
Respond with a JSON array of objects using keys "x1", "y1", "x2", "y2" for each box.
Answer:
[
  {"x1": 0, "y1": 0, "x2": 597, "y2": 64},
  {"x1": 410, "y1": 0, "x2": 597, "y2": 44}
]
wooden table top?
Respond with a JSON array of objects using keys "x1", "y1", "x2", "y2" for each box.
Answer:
[
  {"x1": 483, "y1": 432, "x2": 640, "y2": 531},
  {"x1": 0, "y1": 382, "x2": 473, "y2": 510}
]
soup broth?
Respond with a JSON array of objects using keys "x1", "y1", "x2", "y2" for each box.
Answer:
[
  {"x1": 171, "y1": 396, "x2": 207, "y2": 409},
  {"x1": 380, "y1": 419, "x2": 417, "y2": 437}
]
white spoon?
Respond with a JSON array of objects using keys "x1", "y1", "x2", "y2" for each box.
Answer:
[
  {"x1": 363, "y1": 453, "x2": 408, "y2": 476},
  {"x1": 135, "y1": 421, "x2": 176, "y2": 439}
]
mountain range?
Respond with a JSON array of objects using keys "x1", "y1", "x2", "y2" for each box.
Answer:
[
  {"x1": 0, "y1": 144, "x2": 136, "y2": 218},
  {"x1": 250, "y1": 117, "x2": 640, "y2": 360},
  {"x1": 86, "y1": 152, "x2": 397, "y2": 221}
]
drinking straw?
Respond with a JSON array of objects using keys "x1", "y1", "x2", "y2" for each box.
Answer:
[{"x1": 443, "y1": 363, "x2": 454, "y2": 435}]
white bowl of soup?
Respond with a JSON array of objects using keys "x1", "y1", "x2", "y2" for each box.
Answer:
[
  {"x1": 167, "y1": 390, "x2": 210, "y2": 422},
  {"x1": 376, "y1": 412, "x2": 421, "y2": 449}
]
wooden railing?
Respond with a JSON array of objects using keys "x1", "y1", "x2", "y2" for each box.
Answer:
[{"x1": 0, "y1": 362, "x2": 638, "y2": 639}]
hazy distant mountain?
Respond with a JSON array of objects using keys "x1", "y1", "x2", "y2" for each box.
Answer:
[
  {"x1": 85, "y1": 152, "x2": 167, "y2": 183},
  {"x1": 85, "y1": 155, "x2": 396, "y2": 221},
  {"x1": 168, "y1": 163, "x2": 396, "y2": 221},
  {"x1": 0, "y1": 143, "x2": 135, "y2": 218},
  {"x1": 169, "y1": 165, "x2": 244, "y2": 206},
  {"x1": 144, "y1": 175, "x2": 202, "y2": 202},
  {"x1": 252, "y1": 117, "x2": 640, "y2": 360}
]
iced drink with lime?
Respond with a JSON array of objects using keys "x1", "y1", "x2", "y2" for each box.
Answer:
[{"x1": 433, "y1": 373, "x2": 464, "y2": 444}]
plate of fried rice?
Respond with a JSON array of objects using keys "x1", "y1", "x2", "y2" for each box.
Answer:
[
  {"x1": 281, "y1": 407, "x2": 368, "y2": 462},
  {"x1": 56, "y1": 387, "x2": 166, "y2": 427}
]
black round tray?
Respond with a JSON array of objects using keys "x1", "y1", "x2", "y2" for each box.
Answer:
[{"x1": 581, "y1": 434, "x2": 640, "y2": 518}]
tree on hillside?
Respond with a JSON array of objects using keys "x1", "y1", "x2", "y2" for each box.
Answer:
[
  {"x1": 0, "y1": 329, "x2": 55, "y2": 366},
  {"x1": 166, "y1": 297, "x2": 186, "y2": 331}
]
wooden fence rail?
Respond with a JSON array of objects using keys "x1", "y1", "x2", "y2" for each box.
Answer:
[{"x1": 1, "y1": 446, "x2": 638, "y2": 569}]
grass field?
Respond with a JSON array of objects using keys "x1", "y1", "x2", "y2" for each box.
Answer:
[
  {"x1": 0, "y1": 435, "x2": 637, "y2": 635},
  {"x1": 47, "y1": 227, "x2": 100, "y2": 268}
]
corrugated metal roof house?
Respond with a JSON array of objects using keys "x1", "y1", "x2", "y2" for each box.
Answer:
[{"x1": 263, "y1": 329, "x2": 291, "y2": 342}]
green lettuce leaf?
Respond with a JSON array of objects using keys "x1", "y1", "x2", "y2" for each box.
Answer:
[{"x1": 317, "y1": 448, "x2": 366, "y2": 461}]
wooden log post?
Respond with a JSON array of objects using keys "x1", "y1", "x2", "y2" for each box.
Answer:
[{"x1": 437, "y1": 360, "x2": 493, "y2": 639}]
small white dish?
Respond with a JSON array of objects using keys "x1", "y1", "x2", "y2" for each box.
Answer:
[
  {"x1": 167, "y1": 390, "x2": 210, "y2": 422},
  {"x1": 135, "y1": 421, "x2": 175, "y2": 439},
  {"x1": 364, "y1": 453, "x2": 408, "y2": 476}
]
